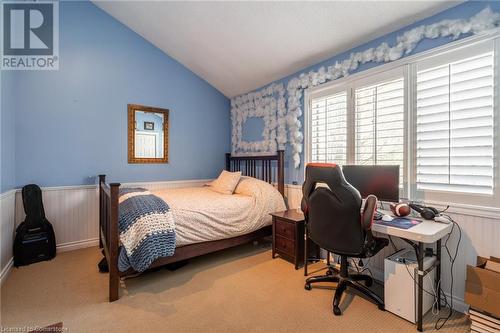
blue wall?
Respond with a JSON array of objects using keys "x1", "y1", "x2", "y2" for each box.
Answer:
[
  {"x1": 1, "y1": 71, "x2": 16, "y2": 192},
  {"x1": 240, "y1": 1, "x2": 500, "y2": 184},
  {"x1": 1, "y1": 1, "x2": 230, "y2": 191}
]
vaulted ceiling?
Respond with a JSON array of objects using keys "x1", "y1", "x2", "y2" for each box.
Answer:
[{"x1": 94, "y1": 1, "x2": 460, "y2": 97}]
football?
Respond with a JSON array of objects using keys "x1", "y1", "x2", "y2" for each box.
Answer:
[{"x1": 390, "y1": 202, "x2": 411, "y2": 217}]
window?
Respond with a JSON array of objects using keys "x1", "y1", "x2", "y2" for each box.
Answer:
[
  {"x1": 308, "y1": 69, "x2": 405, "y2": 189},
  {"x1": 354, "y1": 78, "x2": 405, "y2": 185},
  {"x1": 310, "y1": 91, "x2": 348, "y2": 164},
  {"x1": 305, "y1": 38, "x2": 498, "y2": 206},
  {"x1": 416, "y1": 52, "x2": 495, "y2": 194}
]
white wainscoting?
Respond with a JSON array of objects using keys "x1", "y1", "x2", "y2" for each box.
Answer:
[
  {"x1": 1, "y1": 190, "x2": 16, "y2": 285},
  {"x1": 14, "y1": 185, "x2": 100, "y2": 252},
  {"x1": 284, "y1": 184, "x2": 500, "y2": 313},
  {"x1": 1, "y1": 179, "x2": 211, "y2": 284}
]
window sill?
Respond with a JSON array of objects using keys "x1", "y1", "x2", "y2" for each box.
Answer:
[{"x1": 418, "y1": 200, "x2": 500, "y2": 220}]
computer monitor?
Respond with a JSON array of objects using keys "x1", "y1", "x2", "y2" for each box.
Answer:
[{"x1": 341, "y1": 165, "x2": 400, "y2": 202}]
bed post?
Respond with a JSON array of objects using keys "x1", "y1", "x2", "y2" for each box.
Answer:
[
  {"x1": 277, "y1": 150, "x2": 284, "y2": 196},
  {"x1": 225, "y1": 153, "x2": 231, "y2": 171},
  {"x1": 109, "y1": 182, "x2": 120, "y2": 302},
  {"x1": 98, "y1": 175, "x2": 105, "y2": 249}
]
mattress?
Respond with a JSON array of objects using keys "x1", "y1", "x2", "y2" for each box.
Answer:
[{"x1": 151, "y1": 177, "x2": 286, "y2": 247}]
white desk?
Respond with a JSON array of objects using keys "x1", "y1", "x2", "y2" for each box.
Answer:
[
  {"x1": 372, "y1": 212, "x2": 453, "y2": 243},
  {"x1": 303, "y1": 210, "x2": 454, "y2": 332}
]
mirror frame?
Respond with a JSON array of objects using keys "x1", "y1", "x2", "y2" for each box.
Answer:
[{"x1": 128, "y1": 104, "x2": 169, "y2": 164}]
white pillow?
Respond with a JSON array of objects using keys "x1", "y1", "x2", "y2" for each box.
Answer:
[
  {"x1": 207, "y1": 170, "x2": 242, "y2": 195},
  {"x1": 234, "y1": 176, "x2": 287, "y2": 212},
  {"x1": 234, "y1": 176, "x2": 274, "y2": 197},
  {"x1": 234, "y1": 176, "x2": 263, "y2": 197}
]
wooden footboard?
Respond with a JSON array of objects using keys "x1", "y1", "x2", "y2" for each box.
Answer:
[{"x1": 98, "y1": 175, "x2": 120, "y2": 301}]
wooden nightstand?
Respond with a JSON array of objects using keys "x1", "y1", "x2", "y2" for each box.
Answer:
[{"x1": 271, "y1": 210, "x2": 319, "y2": 269}]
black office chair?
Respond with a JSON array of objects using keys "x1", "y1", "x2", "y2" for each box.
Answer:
[{"x1": 301, "y1": 163, "x2": 389, "y2": 315}]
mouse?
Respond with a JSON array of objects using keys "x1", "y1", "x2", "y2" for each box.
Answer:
[{"x1": 382, "y1": 214, "x2": 393, "y2": 222}]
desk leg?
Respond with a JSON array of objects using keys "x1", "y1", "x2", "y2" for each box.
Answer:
[
  {"x1": 417, "y1": 242, "x2": 424, "y2": 332},
  {"x1": 304, "y1": 224, "x2": 308, "y2": 276},
  {"x1": 436, "y1": 239, "x2": 441, "y2": 311}
]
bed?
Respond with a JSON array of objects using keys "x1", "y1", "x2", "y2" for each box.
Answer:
[{"x1": 99, "y1": 151, "x2": 285, "y2": 301}]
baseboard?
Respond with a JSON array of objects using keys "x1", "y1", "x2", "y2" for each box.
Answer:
[
  {"x1": 56, "y1": 238, "x2": 99, "y2": 253},
  {"x1": 441, "y1": 292, "x2": 469, "y2": 314},
  {"x1": 0, "y1": 258, "x2": 14, "y2": 286}
]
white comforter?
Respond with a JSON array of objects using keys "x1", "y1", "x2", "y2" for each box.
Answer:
[{"x1": 152, "y1": 177, "x2": 286, "y2": 247}]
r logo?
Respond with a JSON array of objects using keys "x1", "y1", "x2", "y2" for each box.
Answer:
[{"x1": 3, "y1": 3, "x2": 54, "y2": 56}]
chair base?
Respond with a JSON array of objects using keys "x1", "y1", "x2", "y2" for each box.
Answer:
[{"x1": 304, "y1": 258, "x2": 384, "y2": 315}]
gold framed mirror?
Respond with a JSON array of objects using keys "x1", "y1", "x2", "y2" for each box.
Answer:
[{"x1": 128, "y1": 104, "x2": 169, "y2": 164}]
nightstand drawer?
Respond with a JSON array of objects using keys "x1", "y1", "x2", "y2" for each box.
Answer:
[
  {"x1": 275, "y1": 235, "x2": 295, "y2": 256},
  {"x1": 275, "y1": 219, "x2": 295, "y2": 239}
]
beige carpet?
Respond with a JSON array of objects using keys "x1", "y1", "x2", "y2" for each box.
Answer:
[{"x1": 1, "y1": 242, "x2": 469, "y2": 333}]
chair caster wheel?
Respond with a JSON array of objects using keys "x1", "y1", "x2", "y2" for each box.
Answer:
[
  {"x1": 304, "y1": 284, "x2": 312, "y2": 291},
  {"x1": 333, "y1": 306, "x2": 342, "y2": 316},
  {"x1": 378, "y1": 304, "x2": 385, "y2": 311}
]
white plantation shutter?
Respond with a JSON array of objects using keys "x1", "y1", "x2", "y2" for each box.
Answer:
[
  {"x1": 310, "y1": 91, "x2": 348, "y2": 164},
  {"x1": 354, "y1": 78, "x2": 405, "y2": 185},
  {"x1": 416, "y1": 52, "x2": 495, "y2": 194}
]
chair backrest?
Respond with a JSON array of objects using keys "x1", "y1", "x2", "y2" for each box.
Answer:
[{"x1": 301, "y1": 163, "x2": 368, "y2": 256}]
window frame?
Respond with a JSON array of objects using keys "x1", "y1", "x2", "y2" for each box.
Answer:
[
  {"x1": 309, "y1": 90, "x2": 349, "y2": 165},
  {"x1": 305, "y1": 81, "x2": 352, "y2": 167},
  {"x1": 351, "y1": 68, "x2": 406, "y2": 178},
  {"x1": 306, "y1": 66, "x2": 407, "y2": 197},
  {"x1": 304, "y1": 34, "x2": 500, "y2": 208},
  {"x1": 410, "y1": 41, "x2": 498, "y2": 206}
]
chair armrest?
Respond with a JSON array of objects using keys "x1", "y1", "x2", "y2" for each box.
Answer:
[
  {"x1": 301, "y1": 197, "x2": 308, "y2": 218},
  {"x1": 361, "y1": 195, "x2": 378, "y2": 230}
]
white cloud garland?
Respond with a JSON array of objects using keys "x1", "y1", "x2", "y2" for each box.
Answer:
[
  {"x1": 231, "y1": 83, "x2": 286, "y2": 154},
  {"x1": 230, "y1": 7, "x2": 500, "y2": 168},
  {"x1": 286, "y1": 6, "x2": 500, "y2": 168}
]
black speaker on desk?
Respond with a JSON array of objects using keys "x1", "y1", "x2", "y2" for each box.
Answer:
[{"x1": 13, "y1": 184, "x2": 56, "y2": 267}]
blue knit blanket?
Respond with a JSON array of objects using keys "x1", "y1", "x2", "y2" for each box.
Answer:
[{"x1": 117, "y1": 188, "x2": 176, "y2": 272}]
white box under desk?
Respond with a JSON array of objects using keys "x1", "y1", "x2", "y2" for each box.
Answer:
[{"x1": 384, "y1": 249, "x2": 436, "y2": 324}]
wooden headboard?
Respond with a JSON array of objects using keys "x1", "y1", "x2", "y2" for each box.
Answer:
[{"x1": 225, "y1": 150, "x2": 284, "y2": 196}]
